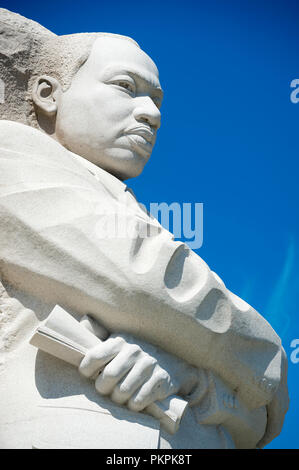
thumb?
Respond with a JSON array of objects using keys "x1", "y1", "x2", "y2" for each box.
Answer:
[{"x1": 80, "y1": 314, "x2": 109, "y2": 341}]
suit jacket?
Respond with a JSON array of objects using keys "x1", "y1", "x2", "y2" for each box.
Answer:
[{"x1": 0, "y1": 120, "x2": 288, "y2": 427}]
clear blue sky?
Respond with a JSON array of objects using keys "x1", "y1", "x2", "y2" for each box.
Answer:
[{"x1": 2, "y1": 0, "x2": 299, "y2": 449}]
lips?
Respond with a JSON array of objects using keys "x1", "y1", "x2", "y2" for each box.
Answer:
[
  {"x1": 126, "y1": 135, "x2": 153, "y2": 158},
  {"x1": 125, "y1": 126, "x2": 155, "y2": 144},
  {"x1": 124, "y1": 126, "x2": 155, "y2": 157}
]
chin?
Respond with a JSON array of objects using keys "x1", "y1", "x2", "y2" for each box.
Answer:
[
  {"x1": 110, "y1": 162, "x2": 145, "y2": 181},
  {"x1": 98, "y1": 150, "x2": 149, "y2": 181}
]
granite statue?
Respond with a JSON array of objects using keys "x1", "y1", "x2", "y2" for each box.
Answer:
[{"x1": 0, "y1": 8, "x2": 289, "y2": 449}]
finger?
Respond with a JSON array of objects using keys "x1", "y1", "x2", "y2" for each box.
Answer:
[
  {"x1": 95, "y1": 343, "x2": 142, "y2": 395},
  {"x1": 128, "y1": 370, "x2": 179, "y2": 412},
  {"x1": 110, "y1": 355, "x2": 156, "y2": 405},
  {"x1": 79, "y1": 336, "x2": 124, "y2": 378}
]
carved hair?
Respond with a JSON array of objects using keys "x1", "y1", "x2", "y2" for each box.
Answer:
[{"x1": 0, "y1": 8, "x2": 139, "y2": 127}]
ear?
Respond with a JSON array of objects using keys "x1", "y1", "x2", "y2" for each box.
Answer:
[{"x1": 32, "y1": 75, "x2": 61, "y2": 117}]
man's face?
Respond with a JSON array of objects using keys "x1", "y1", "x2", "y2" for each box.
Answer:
[{"x1": 55, "y1": 36, "x2": 163, "y2": 180}]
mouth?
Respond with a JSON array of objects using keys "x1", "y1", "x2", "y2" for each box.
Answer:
[
  {"x1": 126, "y1": 135, "x2": 153, "y2": 158},
  {"x1": 124, "y1": 126, "x2": 156, "y2": 158},
  {"x1": 125, "y1": 126, "x2": 155, "y2": 143}
]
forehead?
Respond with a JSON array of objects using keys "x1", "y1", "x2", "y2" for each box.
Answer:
[{"x1": 87, "y1": 36, "x2": 161, "y2": 89}]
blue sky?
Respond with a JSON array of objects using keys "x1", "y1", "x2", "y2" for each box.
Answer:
[{"x1": 2, "y1": 0, "x2": 299, "y2": 448}]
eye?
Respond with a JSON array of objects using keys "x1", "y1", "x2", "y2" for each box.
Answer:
[
  {"x1": 112, "y1": 79, "x2": 136, "y2": 95},
  {"x1": 118, "y1": 81, "x2": 134, "y2": 92}
]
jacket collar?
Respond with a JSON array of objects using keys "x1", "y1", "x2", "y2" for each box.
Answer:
[{"x1": 0, "y1": 120, "x2": 129, "y2": 200}]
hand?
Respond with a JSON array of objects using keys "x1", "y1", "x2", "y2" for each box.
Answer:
[{"x1": 79, "y1": 332, "x2": 201, "y2": 412}]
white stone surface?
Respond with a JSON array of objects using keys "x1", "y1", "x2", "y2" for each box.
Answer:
[
  {"x1": 30, "y1": 305, "x2": 190, "y2": 435},
  {"x1": 0, "y1": 8, "x2": 289, "y2": 449}
]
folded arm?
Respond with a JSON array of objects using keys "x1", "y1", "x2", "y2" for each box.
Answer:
[{"x1": 0, "y1": 140, "x2": 288, "y2": 420}]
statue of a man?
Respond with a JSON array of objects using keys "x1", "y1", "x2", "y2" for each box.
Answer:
[{"x1": 0, "y1": 8, "x2": 289, "y2": 449}]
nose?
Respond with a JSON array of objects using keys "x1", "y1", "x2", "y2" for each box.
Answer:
[{"x1": 133, "y1": 96, "x2": 161, "y2": 130}]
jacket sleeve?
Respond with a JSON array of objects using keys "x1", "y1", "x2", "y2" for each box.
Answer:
[{"x1": 0, "y1": 144, "x2": 286, "y2": 410}]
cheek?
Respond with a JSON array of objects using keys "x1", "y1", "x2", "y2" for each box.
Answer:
[
  {"x1": 91, "y1": 86, "x2": 134, "y2": 126},
  {"x1": 56, "y1": 90, "x2": 88, "y2": 138},
  {"x1": 57, "y1": 86, "x2": 133, "y2": 142}
]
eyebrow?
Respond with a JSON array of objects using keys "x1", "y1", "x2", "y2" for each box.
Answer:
[{"x1": 102, "y1": 66, "x2": 164, "y2": 100}]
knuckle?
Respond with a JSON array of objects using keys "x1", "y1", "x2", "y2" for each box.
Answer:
[
  {"x1": 149, "y1": 357, "x2": 158, "y2": 367},
  {"x1": 155, "y1": 369, "x2": 169, "y2": 382},
  {"x1": 138, "y1": 357, "x2": 157, "y2": 376},
  {"x1": 128, "y1": 344, "x2": 142, "y2": 356},
  {"x1": 128, "y1": 398, "x2": 144, "y2": 412},
  {"x1": 118, "y1": 383, "x2": 130, "y2": 395},
  {"x1": 84, "y1": 347, "x2": 98, "y2": 361},
  {"x1": 102, "y1": 364, "x2": 119, "y2": 379},
  {"x1": 87, "y1": 345, "x2": 108, "y2": 362},
  {"x1": 108, "y1": 334, "x2": 123, "y2": 346},
  {"x1": 114, "y1": 383, "x2": 133, "y2": 401},
  {"x1": 111, "y1": 336, "x2": 125, "y2": 349},
  {"x1": 113, "y1": 383, "x2": 124, "y2": 395}
]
